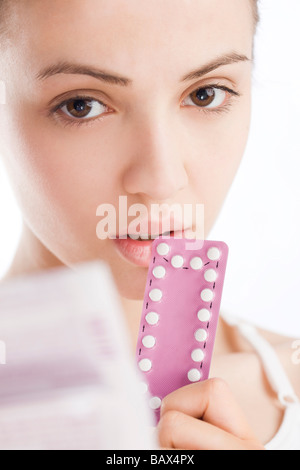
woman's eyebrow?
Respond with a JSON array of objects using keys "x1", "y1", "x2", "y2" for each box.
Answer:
[
  {"x1": 180, "y1": 52, "x2": 251, "y2": 81},
  {"x1": 36, "y1": 61, "x2": 132, "y2": 86},
  {"x1": 36, "y1": 52, "x2": 250, "y2": 85}
]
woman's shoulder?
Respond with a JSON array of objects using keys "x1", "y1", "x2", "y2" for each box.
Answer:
[
  {"x1": 257, "y1": 327, "x2": 297, "y2": 347},
  {"x1": 258, "y1": 326, "x2": 300, "y2": 401},
  {"x1": 221, "y1": 315, "x2": 300, "y2": 401}
]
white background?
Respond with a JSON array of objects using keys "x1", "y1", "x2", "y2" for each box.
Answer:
[
  {"x1": 210, "y1": 0, "x2": 300, "y2": 336},
  {"x1": 1, "y1": 0, "x2": 300, "y2": 336}
]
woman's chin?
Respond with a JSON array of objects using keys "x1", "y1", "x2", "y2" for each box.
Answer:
[{"x1": 110, "y1": 263, "x2": 148, "y2": 301}]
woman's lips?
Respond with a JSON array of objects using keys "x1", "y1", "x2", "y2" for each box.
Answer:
[
  {"x1": 112, "y1": 230, "x2": 192, "y2": 268},
  {"x1": 113, "y1": 237, "x2": 154, "y2": 267}
]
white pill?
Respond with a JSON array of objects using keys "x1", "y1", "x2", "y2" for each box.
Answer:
[
  {"x1": 149, "y1": 288, "x2": 163, "y2": 302},
  {"x1": 152, "y1": 266, "x2": 166, "y2": 279},
  {"x1": 171, "y1": 255, "x2": 184, "y2": 268},
  {"x1": 157, "y1": 243, "x2": 170, "y2": 256},
  {"x1": 191, "y1": 349, "x2": 205, "y2": 362},
  {"x1": 197, "y1": 308, "x2": 211, "y2": 322},
  {"x1": 142, "y1": 335, "x2": 156, "y2": 348},
  {"x1": 204, "y1": 269, "x2": 217, "y2": 282},
  {"x1": 187, "y1": 369, "x2": 202, "y2": 382},
  {"x1": 145, "y1": 312, "x2": 159, "y2": 325},
  {"x1": 149, "y1": 396, "x2": 162, "y2": 410},
  {"x1": 139, "y1": 382, "x2": 149, "y2": 394},
  {"x1": 207, "y1": 247, "x2": 221, "y2": 261},
  {"x1": 190, "y1": 257, "x2": 203, "y2": 271},
  {"x1": 195, "y1": 328, "x2": 208, "y2": 342},
  {"x1": 139, "y1": 358, "x2": 152, "y2": 372},
  {"x1": 201, "y1": 288, "x2": 214, "y2": 302}
]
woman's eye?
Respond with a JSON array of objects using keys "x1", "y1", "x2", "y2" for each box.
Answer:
[
  {"x1": 60, "y1": 98, "x2": 108, "y2": 119},
  {"x1": 183, "y1": 87, "x2": 227, "y2": 109}
]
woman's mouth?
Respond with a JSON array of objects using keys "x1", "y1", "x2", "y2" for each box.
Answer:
[{"x1": 113, "y1": 231, "x2": 176, "y2": 267}]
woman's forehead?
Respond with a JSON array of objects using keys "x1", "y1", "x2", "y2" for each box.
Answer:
[
  {"x1": 6, "y1": 0, "x2": 253, "y2": 58},
  {"x1": 0, "y1": 0, "x2": 254, "y2": 93}
]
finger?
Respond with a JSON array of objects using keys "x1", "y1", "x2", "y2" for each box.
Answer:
[
  {"x1": 160, "y1": 378, "x2": 257, "y2": 441},
  {"x1": 158, "y1": 410, "x2": 264, "y2": 451}
]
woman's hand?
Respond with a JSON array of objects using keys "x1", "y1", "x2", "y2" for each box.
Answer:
[{"x1": 157, "y1": 378, "x2": 265, "y2": 450}]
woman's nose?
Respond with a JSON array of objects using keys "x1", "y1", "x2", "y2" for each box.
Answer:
[{"x1": 122, "y1": 116, "x2": 189, "y2": 200}]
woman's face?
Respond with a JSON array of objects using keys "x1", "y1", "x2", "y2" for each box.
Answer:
[{"x1": 0, "y1": 0, "x2": 254, "y2": 299}]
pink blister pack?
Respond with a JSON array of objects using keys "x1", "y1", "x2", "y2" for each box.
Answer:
[{"x1": 136, "y1": 237, "x2": 229, "y2": 423}]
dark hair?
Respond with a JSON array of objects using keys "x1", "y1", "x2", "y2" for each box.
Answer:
[
  {"x1": 252, "y1": 0, "x2": 260, "y2": 28},
  {"x1": 0, "y1": 0, "x2": 9, "y2": 38}
]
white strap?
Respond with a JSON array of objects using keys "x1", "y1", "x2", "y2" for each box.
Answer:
[{"x1": 222, "y1": 312, "x2": 299, "y2": 407}]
